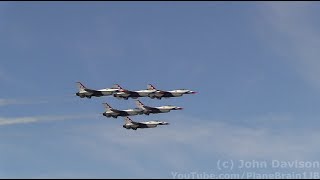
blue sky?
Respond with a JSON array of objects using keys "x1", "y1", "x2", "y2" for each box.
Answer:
[{"x1": 1, "y1": 2, "x2": 320, "y2": 178}]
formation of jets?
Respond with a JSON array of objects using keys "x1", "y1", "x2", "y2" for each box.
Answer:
[{"x1": 76, "y1": 82, "x2": 197, "y2": 130}]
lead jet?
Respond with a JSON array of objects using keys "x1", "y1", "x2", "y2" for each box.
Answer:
[
  {"x1": 122, "y1": 116, "x2": 169, "y2": 130},
  {"x1": 147, "y1": 84, "x2": 197, "y2": 99},
  {"x1": 75, "y1": 82, "x2": 120, "y2": 99},
  {"x1": 135, "y1": 100, "x2": 183, "y2": 115},
  {"x1": 112, "y1": 84, "x2": 157, "y2": 100},
  {"x1": 102, "y1": 102, "x2": 143, "y2": 118}
]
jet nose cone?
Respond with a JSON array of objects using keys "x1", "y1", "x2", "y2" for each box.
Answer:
[
  {"x1": 176, "y1": 107, "x2": 183, "y2": 110},
  {"x1": 76, "y1": 92, "x2": 80, "y2": 96},
  {"x1": 102, "y1": 112, "x2": 107, "y2": 116},
  {"x1": 190, "y1": 91, "x2": 197, "y2": 94}
]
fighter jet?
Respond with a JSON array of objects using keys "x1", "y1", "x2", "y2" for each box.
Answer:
[
  {"x1": 102, "y1": 102, "x2": 144, "y2": 118},
  {"x1": 112, "y1": 84, "x2": 157, "y2": 100},
  {"x1": 122, "y1": 116, "x2": 169, "y2": 130},
  {"x1": 147, "y1": 84, "x2": 197, "y2": 99},
  {"x1": 75, "y1": 82, "x2": 120, "y2": 99},
  {"x1": 135, "y1": 100, "x2": 183, "y2": 115}
]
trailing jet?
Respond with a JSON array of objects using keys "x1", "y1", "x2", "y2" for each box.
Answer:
[
  {"x1": 147, "y1": 84, "x2": 197, "y2": 99},
  {"x1": 75, "y1": 82, "x2": 120, "y2": 99},
  {"x1": 122, "y1": 116, "x2": 169, "y2": 130},
  {"x1": 102, "y1": 102, "x2": 143, "y2": 118},
  {"x1": 112, "y1": 84, "x2": 157, "y2": 100},
  {"x1": 135, "y1": 100, "x2": 183, "y2": 115}
]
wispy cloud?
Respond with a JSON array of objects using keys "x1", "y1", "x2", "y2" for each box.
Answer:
[
  {"x1": 0, "y1": 99, "x2": 44, "y2": 106},
  {"x1": 0, "y1": 96, "x2": 76, "y2": 107},
  {"x1": 1, "y1": 113, "x2": 318, "y2": 178},
  {"x1": 258, "y1": 2, "x2": 320, "y2": 89},
  {"x1": 0, "y1": 114, "x2": 97, "y2": 126},
  {"x1": 0, "y1": 68, "x2": 15, "y2": 84},
  {"x1": 70, "y1": 113, "x2": 320, "y2": 176}
]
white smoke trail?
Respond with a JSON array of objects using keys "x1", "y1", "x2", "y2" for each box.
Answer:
[{"x1": 0, "y1": 114, "x2": 99, "y2": 126}]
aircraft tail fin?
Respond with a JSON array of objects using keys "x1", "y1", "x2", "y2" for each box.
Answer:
[
  {"x1": 124, "y1": 116, "x2": 133, "y2": 124},
  {"x1": 76, "y1": 82, "x2": 87, "y2": 91},
  {"x1": 112, "y1": 84, "x2": 126, "y2": 92},
  {"x1": 112, "y1": 84, "x2": 121, "y2": 89},
  {"x1": 103, "y1": 102, "x2": 113, "y2": 111},
  {"x1": 147, "y1": 84, "x2": 157, "y2": 90},
  {"x1": 135, "y1": 100, "x2": 145, "y2": 108}
]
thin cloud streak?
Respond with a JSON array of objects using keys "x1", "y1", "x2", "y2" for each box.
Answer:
[
  {"x1": 73, "y1": 113, "x2": 320, "y2": 171},
  {"x1": 0, "y1": 114, "x2": 98, "y2": 126},
  {"x1": 0, "y1": 96, "x2": 77, "y2": 107},
  {"x1": 1, "y1": 114, "x2": 317, "y2": 178},
  {"x1": 0, "y1": 99, "x2": 47, "y2": 106},
  {"x1": 259, "y1": 3, "x2": 320, "y2": 89}
]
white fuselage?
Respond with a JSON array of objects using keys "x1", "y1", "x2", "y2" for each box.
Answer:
[
  {"x1": 103, "y1": 109, "x2": 143, "y2": 118},
  {"x1": 113, "y1": 92, "x2": 133, "y2": 98},
  {"x1": 97, "y1": 88, "x2": 120, "y2": 95},
  {"x1": 154, "y1": 106, "x2": 179, "y2": 112},
  {"x1": 78, "y1": 88, "x2": 119, "y2": 97},
  {"x1": 78, "y1": 89, "x2": 91, "y2": 96},
  {"x1": 139, "y1": 105, "x2": 183, "y2": 115},
  {"x1": 168, "y1": 90, "x2": 186, "y2": 96},
  {"x1": 151, "y1": 89, "x2": 196, "y2": 99},
  {"x1": 123, "y1": 120, "x2": 169, "y2": 130},
  {"x1": 124, "y1": 123, "x2": 157, "y2": 129},
  {"x1": 114, "y1": 89, "x2": 157, "y2": 98},
  {"x1": 135, "y1": 89, "x2": 157, "y2": 96}
]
